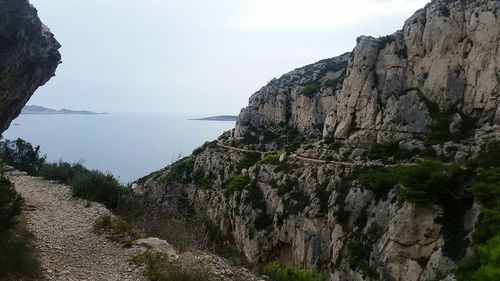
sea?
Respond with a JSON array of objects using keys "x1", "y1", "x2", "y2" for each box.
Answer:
[{"x1": 2, "y1": 113, "x2": 235, "y2": 183}]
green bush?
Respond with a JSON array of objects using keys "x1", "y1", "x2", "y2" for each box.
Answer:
[
  {"x1": 378, "y1": 35, "x2": 395, "y2": 48},
  {"x1": 0, "y1": 138, "x2": 46, "y2": 175},
  {"x1": 238, "y1": 152, "x2": 261, "y2": 170},
  {"x1": 358, "y1": 160, "x2": 466, "y2": 204},
  {"x1": 478, "y1": 141, "x2": 500, "y2": 168},
  {"x1": 324, "y1": 75, "x2": 345, "y2": 89},
  {"x1": 357, "y1": 168, "x2": 396, "y2": 200},
  {"x1": 301, "y1": 83, "x2": 318, "y2": 97},
  {"x1": 346, "y1": 240, "x2": 378, "y2": 279},
  {"x1": 456, "y1": 233, "x2": 500, "y2": 281},
  {"x1": 224, "y1": 173, "x2": 250, "y2": 197},
  {"x1": 261, "y1": 261, "x2": 324, "y2": 281},
  {"x1": 0, "y1": 174, "x2": 23, "y2": 233},
  {"x1": 159, "y1": 158, "x2": 194, "y2": 184},
  {"x1": 37, "y1": 162, "x2": 86, "y2": 184},
  {"x1": 254, "y1": 213, "x2": 273, "y2": 231},
  {"x1": 0, "y1": 223, "x2": 42, "y2": 280},
  {"x1": 70, "y1": 169, "x2": 123, "y2": 209},
  {"x1": 94, "y1": 214, "x2": 139, "y2": 246},
  {"x1": 258, "y1": 151, "x2": 283, "y2": 165},
  {"x1": 133, "y1": 251, "x2": 216, "y2": 281},
  {"x1": 192, "y1": 170, "x2": 212, "y2": 189},
  {"x1": 367, "y1": 142, "x2": 414, "y2": 161},
  {"x1": 37, "y1": 161, "x2": 124, "y2": 209},
  {"x1": 192, "y1": 141, "x2": 213, "y2": 156}
]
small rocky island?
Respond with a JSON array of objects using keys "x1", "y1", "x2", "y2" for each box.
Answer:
[{"x1": 21, "y1": 105, "x2": 106, "y2": 115}]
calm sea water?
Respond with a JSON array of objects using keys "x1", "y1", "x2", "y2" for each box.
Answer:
[{"x1": 3, "y1": 113, "x2": 234, "y2": 183}]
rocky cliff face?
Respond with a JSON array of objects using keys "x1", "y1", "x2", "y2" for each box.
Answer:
[
  {"x1": 0, "y1": 0, "x2": 61, "y2": 133},
  {"x1": 137, "y1": 1, "x2": 500, "y2": 281},
  {"x1": 236, "y1": 0, "x2": 499, "y2": 146}
]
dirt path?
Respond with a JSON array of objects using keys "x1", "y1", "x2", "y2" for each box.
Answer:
[
  {"x1": 9, "y1": 170, "x2": 145, "y2": 281},
  {"x1": 216, "y1": 142, "x2": 387, "y2": 167}
]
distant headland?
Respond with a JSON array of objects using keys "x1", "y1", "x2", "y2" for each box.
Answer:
[
  {"x1": 188, "y1": 115, "x2": 237, "y2": 121},
  {"x1": 21, "y1": 105, "x2": 106, "y2": 115}
]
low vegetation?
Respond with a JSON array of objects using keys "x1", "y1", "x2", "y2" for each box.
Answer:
[
  {"x1": 260, "y1": 261, "x2": 325, "y2": 281},
  {"x1": 237, "y1": 152, "x2": 261, "y2": 170},
  {"x1": 377, "y1": 35, "x2": 395, "y2": 48},
  {"x1": 258, "y1": 151, "x2": 283, "y2": 165},
  {"x1": 39, "y1": 162, "x2": 124, "y2": 209},
  {"x1": 224, "y1": 173, "x2": 250, "y2": 197},
  {"x1": 0, "y1": 163, "x2": 41, "y2": 279},
  {"x1": 192, "y1": 141, "x2": 214, "y2": 155},
  {"x1": 455, "y1": 164, "x2": 500, "y2": 281},
  {"x1": 301, "y1": 83, "x2": 318, "y2": 97},
  {"x1": 0, "y1": 138, "x2": 45, "y2": 176},
  {"x1": 132, "y1": 251, "x2": 216, "y2": 281},
  {"x1": 358, "y1": 160, "x2": 467, "y2": 204},
  {"x1": 158, "y1": 158, "x2": 194, "y2": 184},
  {"x1": 94, "y1": 214, "x2": 139, "y2": 247},
  {"x1": 367, "y1": 142, "x2": 415, "y2": 161},
  {"x1": 346, "y1": 240, "x2": 378, "y2": 279}
]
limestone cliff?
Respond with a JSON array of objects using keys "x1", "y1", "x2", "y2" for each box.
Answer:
[
  {"x1": 0, "y1": 0, "x2": 61, "y2": 133},
  {"x1": 137, "y1": 1, "x2": 500, "y2": 281}
]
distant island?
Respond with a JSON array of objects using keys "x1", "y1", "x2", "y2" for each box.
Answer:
[
  {"x1": 21, "y1": 105, "x2": 106, "y2": 115},
  {"x1": 189, "y1": 115, "x2": 237, "y2": 121}
]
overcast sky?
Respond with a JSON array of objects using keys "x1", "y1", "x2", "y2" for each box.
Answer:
[{"x1": 29, "y1": 0, "x2": 429, "y2": 115}]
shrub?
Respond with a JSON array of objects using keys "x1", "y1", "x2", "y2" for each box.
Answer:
[
  {"x1": 366, "y1": 222, "x2": 384, "y2": 241},
  {"x1": 192, "y1": 170, "x2": 212, "y2": 189},
  {"x1": 0, "y1": 222, "x2": 42, "y2": 280},
  {"x1": 37, "y1": 162, "x2": 86, "y2": 184},
  {"x1": 133, "y1": 251, "x2": 216, "y2": 281},
  {"x1": 378, "y1": 35, "x2": 395, "y2": 48},
  {"x1": 358, "y1": 160, "x2": 467, "y2": 204},
  {"x1": 357, "y1": 168, "x2": 397, "y2": 200},
  {"x1": 238, "y1": 152, "x2": 261, "y2": 170},
  {"x1": 254, "y1": 213, "x2": 273, "y2": 231},
  {"x1": 0, "y1": 174, "x2": 23, "y2": 233},
  {"x1": 261, "y1": 261, "x2": 324, "y2": 281},
  {"x1": 301, "y1": 83, "x2": 318, "y2": 97},
  {"x1": 455, "y1": 163, "x2": 500, "y2": 280},
  {"x1": 159, "y1": 158, "x2": 194, "y2": 184},
  {"x1": 224, "y1": 173, "x2": 250, "y2": 197},
  {"x1": 0, "y1": 138, "x2": 46, "y2": 175},
  {"x1": 324, "y1": 75, "x2": 345, "y2": 89},
  {"x1": 478, "y1": 141, "x2": 500, "y2": 168},
  {"x1": 192, "y1": 141, "x2": 213, "y2": 156},
  {"x1": 456, "y1": 233, "x2": 500, "y2": 281},
  {"x1": 218, "y1": 130, "x2": 231, "y2": 141},
  {"x1": 37, "y1": 161, "x2": 125, "y2": 209},
  {"x1": 70, "y1": 169, "x2": 123, "y2": 209},
  {"x1": 346, "y1": 240, "x2": 378, "y2": 279},
  {"x1": 94, "y1": 214, "x2": 139, "y2": 246},
  {"x1": 258, "y1": 151, "x2": 283, "y2": 165},
  {"x1": 367, "y1": 142, "x2": 414, "y2": 161}
]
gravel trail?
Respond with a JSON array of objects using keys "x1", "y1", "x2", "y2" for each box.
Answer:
[{"x1": 9, "y1": 170, "x2": 145, "y2": 281}]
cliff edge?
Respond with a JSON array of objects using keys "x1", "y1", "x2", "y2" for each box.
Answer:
[{"x1": 0, "y1": 0, "x2": 61, "y2": 133}]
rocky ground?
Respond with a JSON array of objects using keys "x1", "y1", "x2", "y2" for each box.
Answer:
[{"x1": 9, "y1": 170, "x2": 145, "y2": 281}]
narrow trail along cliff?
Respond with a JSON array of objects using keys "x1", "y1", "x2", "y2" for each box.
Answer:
[{"x1": 9, "y1": 170, "x2": 145, "y2": 281}]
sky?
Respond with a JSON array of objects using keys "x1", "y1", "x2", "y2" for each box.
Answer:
[{"x1": 29, "y1": 0, "x2": 430, "y2": 115}]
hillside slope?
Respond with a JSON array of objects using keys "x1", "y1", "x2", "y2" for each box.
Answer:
[{"x1": 136, "y1": 1, "x2": 500, "y2": 280}]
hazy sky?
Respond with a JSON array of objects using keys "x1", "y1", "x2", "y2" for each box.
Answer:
[{"x1": 29, "y1": 0, "x2": 429, "y2": 115}]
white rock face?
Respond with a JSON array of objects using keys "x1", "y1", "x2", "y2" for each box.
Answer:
[{"x1": 235, "y1": 0, "x2": 500, "y2": 145}]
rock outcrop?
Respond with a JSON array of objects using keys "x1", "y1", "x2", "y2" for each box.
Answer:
[
  {"x1": 136, "y1": 1, "x2": 500, "y2": 281},
  {"x1": 0, "y1": 0, "x2": 61, "y2": 133},
  {"x1": 236, "y1": 0, "x2": 499, "y2": 146}
]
